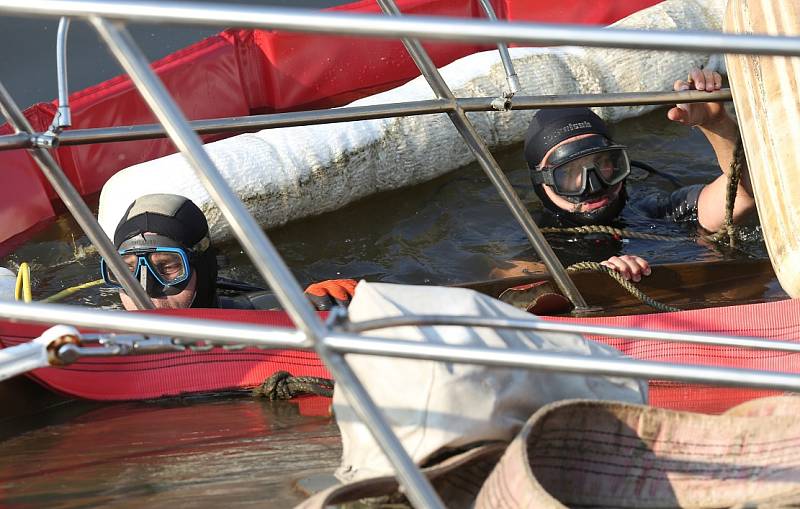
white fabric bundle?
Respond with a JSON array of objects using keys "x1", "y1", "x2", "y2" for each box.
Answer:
[{"x1": 334, "y1": 281, "x2": 647, "y2": 482}]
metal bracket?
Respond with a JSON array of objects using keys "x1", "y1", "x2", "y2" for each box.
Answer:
[
  {"x1": 491, "y1": 96, "x2": 512, "y2": 111},
  {"x1": 30, "y1": 133, "x2": 60, "y2": 149}
]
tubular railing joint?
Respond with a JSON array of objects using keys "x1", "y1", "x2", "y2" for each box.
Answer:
[{"x1": 30, "y1": 132, "x2": 60, "y2": 149}]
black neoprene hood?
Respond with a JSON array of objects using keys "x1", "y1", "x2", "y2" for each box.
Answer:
[
  {"x1": 114, "y1": 194, "x2": 208, "y2": 250},
  {"x1": 113, "y1": 194, "x2": 218, "y2": 308},
  {"x1": 524, "y1": 107, "x2": 610, "y2": 168}
]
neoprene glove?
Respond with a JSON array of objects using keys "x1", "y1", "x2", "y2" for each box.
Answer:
[{"x1": 304, "y1": 279, "x2": 358, "y2": 310}]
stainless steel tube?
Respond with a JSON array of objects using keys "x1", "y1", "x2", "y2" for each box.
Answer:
[
  {"x1": 477, "y1": 0, "x2": 520, "y2": 95},
  {"x1": 4, "y1": 1, "x2": 800, "y2": 57},
  {"x1": 0, "y1": 79, "x2": 154, "y2": 310},
  {"x1": 324, "y1": 333, "x2": 800, "y2": 393},
  {"x1": 0, "y1": 89, "x2": 732, "y2": 150},
  {"x1": 346, "y1": 314, "x2": 800, "y2": 353},
  {"x1": 0, "y1": 132, "x2": 32, "y2": 149},
  {"x1": 3, "y1": 298, "x2": 800, "y2": 394},
  {"x1": 52, "y1": 16, "x2": 72, "y2": 131},
  {"x1": 377, "y1": 0, "x2": 588, "y2": 310},
  {"x1": 0, "y1": 299, "x2": 306, "y2": 347}
]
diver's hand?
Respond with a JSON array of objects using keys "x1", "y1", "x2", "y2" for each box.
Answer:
[
  {"x1": 600, "y1": 255, "x2": 651, "y2": 283},
  {"x1": 668, "y1": 67, "x2": 728, "y2": 128},
  {"x1": 304, "y1": 279, "x2": 358, "y2": 310}
]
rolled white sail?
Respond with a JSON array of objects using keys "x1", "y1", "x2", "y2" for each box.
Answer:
[{"x1": 99, "y1": 0, "x2": 725, "y2": 242}]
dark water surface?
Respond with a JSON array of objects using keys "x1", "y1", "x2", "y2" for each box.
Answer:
[{"x1": 0, "y1": 395, "x2": 339, "y2": 508}]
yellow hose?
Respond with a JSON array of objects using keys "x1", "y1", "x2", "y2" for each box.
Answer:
[
  {"x1": 13, "y1": 262, "x2": 105, "y2": 304},
  {"x1": 41, "y1": 279, "x2": 104, "y2": 304},
  {"x1": 14, "y1": 262, "x2": 32, "y2": 303}
]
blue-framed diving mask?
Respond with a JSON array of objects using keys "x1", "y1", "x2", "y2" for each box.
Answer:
[
  {"x1": 531, "y1": 136, "x2": 630, "y2": 203},
  {"x1": 101, "y1": 233, "x2": 208, "y2": 298}
]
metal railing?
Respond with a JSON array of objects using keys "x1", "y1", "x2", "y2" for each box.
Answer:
[
  {"x1": 0, "y1": 89, "x2": 732, "y2": 149},
  {"x1": 1, "y1": 1, "x2": 800, "y2": 508}
]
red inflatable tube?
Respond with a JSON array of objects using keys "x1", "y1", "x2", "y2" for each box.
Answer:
[
  {"x1": 0, "y1": 103, "x2": 59, "y2": 253},
  {"x1": 0, "y1": 308, "x2": 331, "y2": 401},
  {"x1": 54, "y1": 33, "x2": 252, "y2": 199}
]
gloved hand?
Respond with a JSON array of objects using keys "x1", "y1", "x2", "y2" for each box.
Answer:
[{"x1": 304, "y1": 279, "x2": 358, "y2": 310}]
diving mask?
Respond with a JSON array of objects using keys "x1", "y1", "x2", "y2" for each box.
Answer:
[
  {"x1": 531, "y1": 136, "x2": 630, "y2": 199},
  {"x1": 100, "y1": 233, "x2": 208, "y2": 296}
]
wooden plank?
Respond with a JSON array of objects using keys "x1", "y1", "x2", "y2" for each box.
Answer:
[
  {"x1": 724, "y1": 0, "x2": 800, "y2": 297},
  {"x1": 461, "y1": 259, "x2": 785, "y2": 316}
]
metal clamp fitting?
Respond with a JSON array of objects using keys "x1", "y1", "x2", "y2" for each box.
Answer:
[{"x1": 31, "y1": 133, "x2": 60, "y2": 149}]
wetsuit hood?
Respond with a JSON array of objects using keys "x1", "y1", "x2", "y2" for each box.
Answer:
[
  {"x1": 525, "y1": 107, "x2": 626, "y2": 225},
  {"x1": 114, "y1": 194, "x2": 218, "y2": 307}
]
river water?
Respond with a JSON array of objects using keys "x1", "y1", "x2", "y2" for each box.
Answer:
[{"x1": 0, "y1": 3, "x2": 775, "y2": 508}]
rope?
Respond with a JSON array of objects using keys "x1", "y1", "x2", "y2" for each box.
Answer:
[
  {"x1": 540, "y1": 225, "x2": 680, "y2": 242},
  {"x1": 14, "y1": 262, "x2": 32, "y2": 303},
  {"x1": 252, "y1": 370, "x2": 334, "y2": 400},
  {"x1": 41, "y1": 279, "x2": 104, "y2": 304},
  {"x1": 566, "y1": 261, "x2": 680, "y2": 313},
  {"x1": 710, "y1": 137, "x2": 745, "y2": 249}
]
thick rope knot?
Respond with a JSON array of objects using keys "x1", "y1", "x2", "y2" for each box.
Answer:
[
  {"x1": 253, "y1": 371, "x2": 335, "y2": 400},
  {"x1": 567, "y1": 261, "x2": 680, "y2": 313}
]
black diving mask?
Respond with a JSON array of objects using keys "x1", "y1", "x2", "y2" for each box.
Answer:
[{"x1": 531, "y1": 136, "x2": 630, "y2": 200}]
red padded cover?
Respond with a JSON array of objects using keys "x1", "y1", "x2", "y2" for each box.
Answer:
[
  {"x1": 54, "y1": 34, "x2": 251, "y2": 198},
  {"x1": 249, "y1": 0, "x2": 491, "y2": 112},
  {"x1": 0, "y1": 103, "x2": 58, "y2": 251}
]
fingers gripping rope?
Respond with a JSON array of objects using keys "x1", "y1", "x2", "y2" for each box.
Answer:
[{"x1": 567, "y1": 262, "x2": 680, "y2": 313}]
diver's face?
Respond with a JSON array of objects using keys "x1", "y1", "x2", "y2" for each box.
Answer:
[
  {"x1": 119, "y1": 272, "x2": 197, "y2": 310},
  {"x1": 539, "y1": 134, "x2": 624, "y2": 213}
]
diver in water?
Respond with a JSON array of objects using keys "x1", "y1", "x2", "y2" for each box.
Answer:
[
  {"x1": 100, "y1": 193, "x2": 356, "y2": 311},
  {"x1": 493, "y1": 67, "x2": 755, "y2": 279},
  {"x1": 527, "y1": 68, "x2": 754, "y2": 230}
]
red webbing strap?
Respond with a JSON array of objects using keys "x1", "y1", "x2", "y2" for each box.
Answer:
[
  {"x1": 3, "y1": 300, "x2": 799, "y2": 410},
  {"x1": 544, "y1": 299, "x2": 800, "y2": 413},
  {"x1": 0, "y1": 309, "x2": 330, "y2": 401}
]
